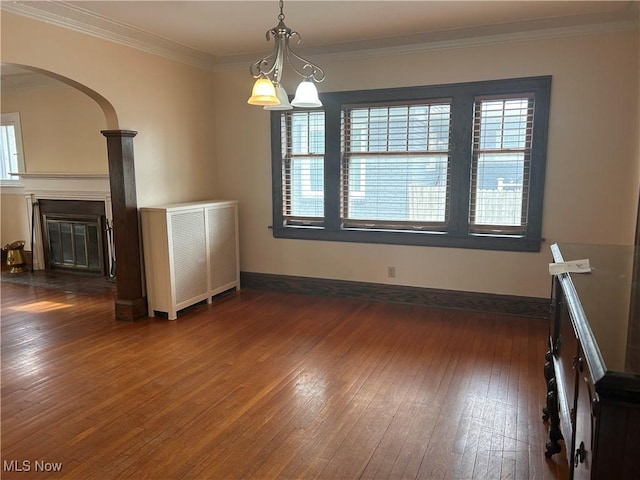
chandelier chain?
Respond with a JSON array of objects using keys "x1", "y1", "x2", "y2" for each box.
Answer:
[{"x1": 278, "y1": 0, "x2": 285, "y2": 21}]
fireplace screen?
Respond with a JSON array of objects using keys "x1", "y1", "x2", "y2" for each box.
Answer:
[{"x1": 43, "y1": 214, "x2": 104, "y2": 273}]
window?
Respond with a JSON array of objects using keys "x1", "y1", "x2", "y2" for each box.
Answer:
[
  {"x1": 0, "y1": 112, "x2": 25, "y2": 185},
  {"x1": 342, "y1": 102, "x2": 451, "y2": 230},
  {"x1": 470, "y1": 95, "x2": 534, "y2": 233},
  {"x1": 281, "y1": 110, "x2": 325, "y2": 225},
  {"x1": 271, "y1": 76, "x2": 551, "y2": 252}
]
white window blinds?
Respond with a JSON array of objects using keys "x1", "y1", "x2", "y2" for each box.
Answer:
[
  {"x1": 281, "y1": 110, "x2": 325, "y2": 225},
  {"x1": 470, "y1": 95, "x2": 534, "y2": 234},
  {"x1": 341, "y1": 102, "x2": 451, "y2": 230}
]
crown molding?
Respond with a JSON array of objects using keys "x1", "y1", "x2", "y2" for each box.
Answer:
[
  {"x1": 332, "y1": 18, "x2": 638, "y2": 64},
  {"x1": 2, "y1": 1, "x2": 638, "y2": 72},
  {"x1": 217, "y1": 9, "x2": 639, "y2": 70},
  {"x1": 1, "y1": 0, "x2": 218, "y2": 70}
]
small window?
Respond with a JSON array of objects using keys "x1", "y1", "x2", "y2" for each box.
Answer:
[
  {"x1": 0, "y1": 112, "x2": 26, "y2": 185},
  {"x1": 470, "y1": 95, "x2": 534, "y2": 234},
  {"x1": 281, "y1": 110, "x2": 325, "y2": 226}
]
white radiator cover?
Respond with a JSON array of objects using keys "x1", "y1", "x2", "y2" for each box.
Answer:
[{"x1": 140, "y1": 200, "x2": 239, "y2": 320}]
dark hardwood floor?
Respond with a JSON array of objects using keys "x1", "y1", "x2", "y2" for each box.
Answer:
[{"x1": 1, "y1": 279, "x2": 569, "y2": 479}]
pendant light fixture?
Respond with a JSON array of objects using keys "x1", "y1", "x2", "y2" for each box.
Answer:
[{"x1": 247, "y1": 0, "x2": 325, "y2": 110}]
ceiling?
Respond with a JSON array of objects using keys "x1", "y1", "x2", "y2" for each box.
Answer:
[
  {"x1": 1, "y1": 0, "x2": 639, "y2": 88},
  {"x1": 59, "y1": 1, "x2": 637, "y2": 57}
]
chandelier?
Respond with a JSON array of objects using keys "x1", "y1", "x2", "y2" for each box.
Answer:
[{"x1": 247, "y1": 0, "x2": 325, "y2": 110}]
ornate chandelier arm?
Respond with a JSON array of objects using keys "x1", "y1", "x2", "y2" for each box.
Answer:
[
  {"x1": 250, "y1": 0, "x2": 324, "y2": 83},
  {"x1": 284, "y1": 40, "x2": 325, "y2": 82},
  {"x1": 249, "y1": 41, "x2": 279, "y2": 79}
]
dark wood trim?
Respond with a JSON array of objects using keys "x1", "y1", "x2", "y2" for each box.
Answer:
[
  {"x1": 271, "y1": 226, "x2": 543, "y2": 252},
  {"x1": 240, "y1": 271, "x2": 549, "y2": 318},
  {"x1": 113, "y1": 297, "x2": 148, "y2": 322},
  {"x1": 101, "y1": 130, "x2": 146, "y2": 321},
  {"x1": 270, "y1": 76, "x2": 551, "y2": 253},
  {"x1": 635, "y1": 189, "x2": 640, "y2": 247},
  {"x1": 632, "y1": 189, "x2": 640, "y2": 367}
]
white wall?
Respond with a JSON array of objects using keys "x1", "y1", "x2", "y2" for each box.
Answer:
[
  {"x1": 1, "y1": 85, "x2": 108, "y2": 173},
  {"x1": 0, "y1": 191, "x2": 29, "y2": 247},
  {"x1": 213, "y1": 29, "x2": 640, "y2": 299}
]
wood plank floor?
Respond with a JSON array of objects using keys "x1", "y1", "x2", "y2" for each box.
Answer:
[{"x1": 1, "y1": 281, "x2": 569, "y2": 479}]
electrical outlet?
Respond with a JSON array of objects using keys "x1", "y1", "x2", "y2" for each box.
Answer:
[{"x1": 387, "y1": 266, "x2": 396, "y2": 278}]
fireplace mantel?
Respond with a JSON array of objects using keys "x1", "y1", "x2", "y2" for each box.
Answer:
[
  {"x1": 16, "y1": 173, "x2": 110, "y2": 199},
  {"x1": 16, "y1": 173, "x2": 113, "y2": 272}
]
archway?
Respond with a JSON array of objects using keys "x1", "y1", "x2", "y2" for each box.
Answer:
[{"x1": 2, "y1": 63, "x2": 145, "y2": 321}]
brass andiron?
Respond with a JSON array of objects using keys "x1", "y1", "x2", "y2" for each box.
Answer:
[{"x1": 3, "y1": 241, "x2": 28, "y2": 274}]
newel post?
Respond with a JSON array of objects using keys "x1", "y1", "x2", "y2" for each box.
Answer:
[{"x1": 101, "y1": 130, "x2": 146, "y2": 321}]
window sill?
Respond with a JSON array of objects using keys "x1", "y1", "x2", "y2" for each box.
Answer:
[{"x1": 272, "y1": 225, "x2": 542, "y2": 252}]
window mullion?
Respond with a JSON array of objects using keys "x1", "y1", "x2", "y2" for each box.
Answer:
[
  {"x1": 270, "y1": 111, "x2": 285, "y2": 227},
  {"x1": 448, "y1": 94, "x2": 474, "y2": 236},
  {"x1": 324, "y1": 99, "x2": 342, "y2": 231},
  {"x1": 526, "y1": 92, "x2": 549, "y2": 240}
]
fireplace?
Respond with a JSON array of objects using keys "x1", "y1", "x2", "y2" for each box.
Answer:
[
  {"x1": 15, "y1": 173, "x2": 114, "y2": 275},
  {"x1": 39, "y1": 199, "x2": 107, "y2": 274}
]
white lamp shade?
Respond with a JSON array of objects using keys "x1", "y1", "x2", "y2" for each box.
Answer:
[
  {"x1": 291, "y1": 80, "x2": 322, "y2": 108},
  {"x1": 247, "y1": 77, "x2": 280, "y2": 106},
  {"x1": 264, "y1": 85, "x2": 293, "y2": 111}
]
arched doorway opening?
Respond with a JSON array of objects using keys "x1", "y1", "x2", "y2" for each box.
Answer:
[{"x1": 1, "y1": 63, "x2": 145, "y2": 321}]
